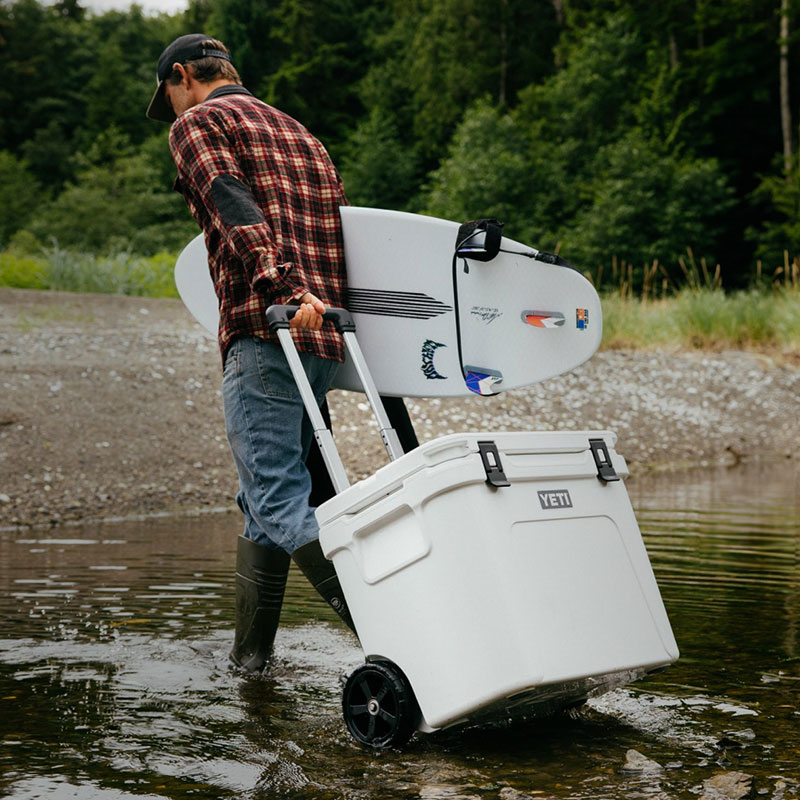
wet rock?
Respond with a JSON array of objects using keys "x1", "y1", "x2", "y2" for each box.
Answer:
[
  {"x1": 420, "y1": 788, "x2": 479, "y2": 800},
  {"x1": 700, "y1": 771, "x2": 756, "y2": 800},
  {"x1": 499, "y1": 789, "x2": 551, "y2": 800},
  {"x1": 622, "y1": 749, "x2": 663, "y2": 773},
  {"x1": 772, "y1": 777, "x2": 799, "y2": 799}
]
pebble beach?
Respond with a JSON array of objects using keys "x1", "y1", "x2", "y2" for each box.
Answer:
[{"x1": 1, "y1": 287, "x2": 798, "y2": 529}]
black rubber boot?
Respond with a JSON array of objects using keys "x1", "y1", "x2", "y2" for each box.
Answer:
[
  {"x1": 292, "y1": 539, "x2": 357, "y2": 635},
  {"x1": 230, "y1": 535, "x2": 291, "y2": 673},
  {"x1": 297, "y1": 397, "x2": 416, "y2": 639}
]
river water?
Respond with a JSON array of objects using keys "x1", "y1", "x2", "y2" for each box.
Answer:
[{"x1": 1, "y1": 460, "x2": 798, "y2": 799}]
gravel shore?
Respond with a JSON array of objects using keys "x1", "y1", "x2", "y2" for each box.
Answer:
[{"x1": 1, "y1": 287, "x2": 798, "y2": 529}]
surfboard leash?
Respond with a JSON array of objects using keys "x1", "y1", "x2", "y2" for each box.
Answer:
[
  {"x1": 452, "y1": 220, "x2": 505, "y2": 397},
  {"x1": 499, "y1": 246, "x2": 581, "y2": 274}
]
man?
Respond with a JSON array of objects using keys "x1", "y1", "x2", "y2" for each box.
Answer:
[{"x1": 147, "y1": 34, "x2": 417, "y2": 672}]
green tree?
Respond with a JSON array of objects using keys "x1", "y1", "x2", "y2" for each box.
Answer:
[
  {"x1": 0, "y1": 151, "x2": 42, "y2": 246},
  {"x1": 747, "y1": 155, "x2": 800, "y2": 271},
  {"x1": 23, "y1": 129, "x2": 196, "y2": 255},
  {"x1": 0, "y1": 0, "x2": 184, "y2": 191},
  {"x1": 339, "y1": 109, "x2": 421, "y2": 210},
  {"x1": 357, "y1": 0, "x2": 559, "y2": 165},
  {"x1": 509, "y1": 11, "x2": 651, "y2": 242},
  {"x1": 562, "y1": 129, "x2": 734, "y2": 283},
  {"x1": 207, "y1": 0, "x2": 374, "y2": 150},
  {"x1": 82, "y1": 8, "x2": 184, "y2": 148},
  {"x1": 0, "y1": 0, "x2": 92, "y2": 183},
  {"x1": 422, "y1": 99, "x2": 529, "y2": 230}
]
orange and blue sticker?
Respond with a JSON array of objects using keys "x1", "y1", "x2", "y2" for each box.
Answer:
[
  {"x1": 576, "y1": 308, "x2": 589, "y2": 330},
  {"x1": 521, "y1": 310, "x2": 565, "y2": 328},
  {"x1": 463, "y1": 365, "x2": 503, "y2": 396}
]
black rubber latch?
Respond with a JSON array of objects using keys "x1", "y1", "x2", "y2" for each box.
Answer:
[
  {"x1": 478, "y1": 441, "x2": 510, "y2": 487},
  {"x1": 589, "y1": 438, "x2": 620, "y2": 482}
]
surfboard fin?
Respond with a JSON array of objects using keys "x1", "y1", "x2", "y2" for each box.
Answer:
[{"x1": 463, "y1": 366, "x2": 503, "y2": 396}]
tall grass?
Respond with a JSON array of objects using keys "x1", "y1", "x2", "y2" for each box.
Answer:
[
  {"x1": 596, "y1": 248, "x2": 800, "y2": 353},
  {"x1": 601, "y1": 288, "x2": 800, "y2": 351}
]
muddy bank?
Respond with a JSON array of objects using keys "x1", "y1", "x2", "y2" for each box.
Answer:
[{"x1": 1, "y1": 288, "x2": 798, "y2": 528}]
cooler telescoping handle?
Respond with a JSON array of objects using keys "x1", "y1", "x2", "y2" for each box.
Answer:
[
  {"x1": 265, "y1": 305, "x2": 357, "y2": 333},
  {"x1": 266, "y1": 305, "x2": 405, "y2": 495}
]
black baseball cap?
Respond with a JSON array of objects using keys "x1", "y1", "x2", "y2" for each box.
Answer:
[{"x1": 146, "y1": 33, "x2": 233, "y2": 123}]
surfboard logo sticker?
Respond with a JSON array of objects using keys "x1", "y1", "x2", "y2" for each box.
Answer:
[
  {"x1": 470, "y1": 306, "x2": 502, "y2": 325},
  {"x1": 421, "y1": 340, "x2": 447, "y2": 380},
  {"x1": 576, "y1": 308, "x2": 589, "y2": 330},
  {"x1": 522, "y1": 310, "x2": 565, "y2": 329}
]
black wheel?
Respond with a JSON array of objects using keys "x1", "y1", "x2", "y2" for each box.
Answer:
[{"x1": 342, "y1": 660, "x2": 419, "y2": 749}]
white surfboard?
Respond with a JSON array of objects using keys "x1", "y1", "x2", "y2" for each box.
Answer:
[{"x1": 174, "y1": 207, "x2": 602, "y2": 397}]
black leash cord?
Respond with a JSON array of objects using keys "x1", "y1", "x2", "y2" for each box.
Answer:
[{"x1": 451, "y1": 252, "x2": 467, "y2": 380}]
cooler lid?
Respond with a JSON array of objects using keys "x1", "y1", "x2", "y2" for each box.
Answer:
[{"x1": 316, "y1": 429, "x2": 620, "y2": 528}]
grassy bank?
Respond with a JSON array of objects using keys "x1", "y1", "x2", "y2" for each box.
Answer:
[
  {"x1": 1, "y1": 247, "x2": 799, "y2": 354},
  {"x1": 0, "y1": 246, "x2": 178, "y2": 298},
  {"x1": 601, "y1": 288, "x2": 800, "y2": 352}
]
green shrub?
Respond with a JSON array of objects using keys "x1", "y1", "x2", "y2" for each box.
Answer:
[
  {"x1": 0, "y1": 243, "x2": 179, "y2": 298},
  {"x1": 0, "y1": 251, "x2": 47, "y2": 289}
]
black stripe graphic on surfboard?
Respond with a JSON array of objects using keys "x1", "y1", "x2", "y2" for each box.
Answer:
[{"x1": 347, "y1": 288, "x2": 453, "y2": 320}]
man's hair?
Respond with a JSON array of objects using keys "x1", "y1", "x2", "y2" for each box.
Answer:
[{"x1": 166, "y1": 38, "x2": 242, "y2": 86}]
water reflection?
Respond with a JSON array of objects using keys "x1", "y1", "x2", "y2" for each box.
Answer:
[{"x1": 0, "y1": 461, "x2": 798, "y2": 799}]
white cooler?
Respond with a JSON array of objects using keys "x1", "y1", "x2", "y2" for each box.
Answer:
[
  {"x1": 265, "y1": 305, "x2": 678, "y2": 747},
  {"x1": 317, "y1": 430, "x2": 679, "y2": 733}
]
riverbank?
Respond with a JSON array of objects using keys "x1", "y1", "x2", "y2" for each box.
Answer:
[{"x1": 1, "y1": 287, "x2": 798, "y2": 529}]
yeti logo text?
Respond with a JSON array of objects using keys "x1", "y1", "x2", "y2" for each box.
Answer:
[
  {"x1": 538, "y1": 490, "x2": 573, "y2": 509},
  {"x1": 421, "y1": 340, "x2": 447, "y2": 380}
]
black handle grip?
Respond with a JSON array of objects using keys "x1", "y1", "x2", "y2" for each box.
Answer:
[{"x1": 266, "y1": 305, "x2": 356, "y2": 333}]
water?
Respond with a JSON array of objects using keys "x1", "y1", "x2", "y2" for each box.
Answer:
[{"x1": 1, "y1": 461, "x2": 798, "y2": 799}]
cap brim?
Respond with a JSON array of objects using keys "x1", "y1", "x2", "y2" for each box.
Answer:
[{"x1": 146, "y1": 80, "x2": 176, "y2": 123}]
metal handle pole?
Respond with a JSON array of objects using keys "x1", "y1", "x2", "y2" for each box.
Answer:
[
  {"x1": 275, "y1": 327, "x2": 351, "y2": 493},
  {"x1": 341, "y1": 330, "x2": 404, "y2": 462},
  {"x1": 267, "y1": 304, "x2": 404, "y2": 468}
]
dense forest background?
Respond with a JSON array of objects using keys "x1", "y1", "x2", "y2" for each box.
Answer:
[{"x1": 2, "y1": 0, "x2": 800, "y2": 291}]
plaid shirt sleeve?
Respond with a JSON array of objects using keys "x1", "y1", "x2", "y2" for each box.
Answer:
[{"x1": 170, "y1": 112, "x2": 309, "y2": 306}]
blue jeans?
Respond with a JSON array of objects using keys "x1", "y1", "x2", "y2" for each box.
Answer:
[{"x1": 222, "y1": 336, "x2": 340, "y2": 554}]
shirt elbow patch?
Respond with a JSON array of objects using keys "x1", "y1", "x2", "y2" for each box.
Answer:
[{"x1": 211, "y1": 174, "x2": 267, "y2": 227}]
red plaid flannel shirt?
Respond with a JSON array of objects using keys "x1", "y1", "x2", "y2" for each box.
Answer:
[{"x1": 169, "y1": 86, "x2": 347, "y2": 365}]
